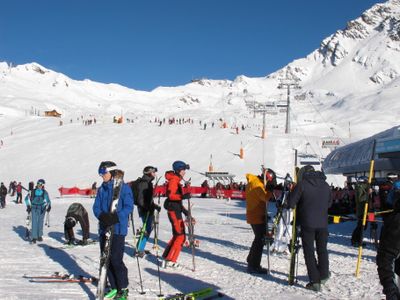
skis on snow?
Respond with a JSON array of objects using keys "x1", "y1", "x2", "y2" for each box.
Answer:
[
  {"x1": 97, "y1": 170, "x2": 124, "y2": 299},
  {"x1": 160, "y1": 287, "x2": 224, "y2": 300},
  {"x1": 23, "y1": 272, "x2": 97, "y2": 284}
]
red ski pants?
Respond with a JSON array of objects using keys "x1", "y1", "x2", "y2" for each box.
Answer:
[{"x1": 162, "y1": 210, "x2": 186, "y2": 262}]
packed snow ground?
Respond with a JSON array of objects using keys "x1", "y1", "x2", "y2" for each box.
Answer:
[
  {"x1": 0, "y1": 111, "x2": 392, "y2": 300},
  {"x1": 0, "y1": 195, "x2": 384, "y2": 300}
]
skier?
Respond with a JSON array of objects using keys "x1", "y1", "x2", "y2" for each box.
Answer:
[
  {"x1": 93, "y1": 161, "x2": 133, "y2": 300},
  {"x1": 24, "y1": 179, "x2": 51, "y2": 243},
  {"x1": 245, "y1": 168, "x2": 276, "y2": 274},
  {"x1": 134, "y1": 166, "x2": 161, "y2": 257},
  {"x1": 64, "y1": 202, "x2": 90, "y2": 245},
  {"x1": 0, "y1": 182, "x2": 7, "y2": 208},
  {"x1": 351, "y1": 176, "x2": 371, "y2": 247},
  {"x1": 377, "y1": 186, "x2": 400, "y2": 300},
  {"x1": 16, "y1": 182, "x2": 23, "y2": 204},
  {"x1": 162, "y1": 160, "x2": 191, "y2": 268},
  {"x1": 287, "y1": 165, "x2": 332, "y2": 292}
]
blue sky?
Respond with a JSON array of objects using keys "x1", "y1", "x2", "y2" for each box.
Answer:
[{"x1": 0, "y1": 0, "x2": 382, "y2": 91}]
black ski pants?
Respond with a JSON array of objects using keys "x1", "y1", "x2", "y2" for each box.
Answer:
[
  {"x1": 100, "y1": 234, "x2": 128, "y2": 290},
  {"x1": 351, "y1": 219, "x2": 368, "y2": 246},
  {"x1": 247, "y1": 223, "x2": 266, "y2": 268},
  {"x1": 301, "y1": 226, "x2": 329, "y2": 283}
]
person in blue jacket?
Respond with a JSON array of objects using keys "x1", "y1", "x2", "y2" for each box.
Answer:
[
  {"x1": 93, "y1": 161, "x2": 133, "y2": 300},
  {"x1": 24, "y1": 179, "x2": 51, "y2": 244}
]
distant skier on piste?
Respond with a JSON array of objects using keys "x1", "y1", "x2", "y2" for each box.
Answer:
[
  {"x1": 376, "y1": 183, "x2": 400, "y2": 300},
  {"x1": 287, "y1": 165, "x2": 332, "y2": 292},
  {"x1": 93, "y1": 161, "x2": 133, "y2": 300},
  {"x1": 162, "y1": 160, "x2": 191, "y2": 268},
  {"x1": 24, "y1": 179, "x2": 51, "y2": 244},
  {"x1": 245, "y1": 168, "x2": 276, "y2": 274},
  {"x1": 133, "y1": 166, "x2": 161, "y2": 257},
  {"x1": 0, "y1": 182, "x2": 7, "y2": 208},
  {"x1": 64, "y1": 202, "x2": 90, "y2": 245}
]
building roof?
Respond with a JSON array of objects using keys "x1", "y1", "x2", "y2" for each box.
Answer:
[{"x1": 322, "y1": 125, "x2": 400, "y2": 175}]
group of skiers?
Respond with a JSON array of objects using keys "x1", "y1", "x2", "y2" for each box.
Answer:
[
  {"x1": 90, "y1": 160, "x2": 192, "y2": 300},
  {"x1": 244, "y1": 165, "x2": 400, "y2": 299},
  {"x1": 18, "y1": 159, "x2": 400, "y2": 299},
  {"x1": 245, "y1": 165, "x2": 331, "y2": 291}
]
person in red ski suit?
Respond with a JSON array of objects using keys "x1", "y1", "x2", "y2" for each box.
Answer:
[{"x1": 162, "y1": 160, "x2": 190, "y2": 267}]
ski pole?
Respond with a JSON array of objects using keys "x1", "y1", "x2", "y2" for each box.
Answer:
[
  {"x1": 136, "y1": 255, "x2": 145, "y2": 295},
  {"x1": 154, "y1": 192, "x2": 163, "y2": 297},
  {"x1": 45, "y1": 211, "x2": 50, "y2": 227},
  {"x1": 355, "y1": 139, "x2": 376, "y2": 278}
]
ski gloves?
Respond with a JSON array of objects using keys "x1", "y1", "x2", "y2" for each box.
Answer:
[
  {"x1": 26, "y1": 206, "x2": 31, "y2": 213},
  {"x1": 99, "y1": 212, "x2": 119, "y2": 227},
  {"x1": 182, "y1": 193, "x2": 191, "y2": 200},
  {"x1": 151, "y1": 203, "x2": 161, "y2": 213},
  {"x1": 46, "y1": 205, "x2": 51, "y2": 212}
]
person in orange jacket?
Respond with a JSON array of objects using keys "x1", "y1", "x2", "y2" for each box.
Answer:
[
  {"x1": 162, "y1": 160, "x2": 191, "y2": 268},
  {"x1": 245, "y1": 168, "x2": 276, "y2": 274}
]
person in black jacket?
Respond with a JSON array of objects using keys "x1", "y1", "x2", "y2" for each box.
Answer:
[
  {"x1": 64, "y1": 202, "x2": 90, "y2": 245},
  {"x1": 135, "y1": 166, "x2": 161, "y2": 256},
  {"x1": 288, "y1": 165, "x2": 332, "y2": 292},
  {"x1": 0, "y1": 182, "x2": 7, "y2": 208},
  {"x1": 377, "y1": 190, "x2": 400, "y2": 300}
]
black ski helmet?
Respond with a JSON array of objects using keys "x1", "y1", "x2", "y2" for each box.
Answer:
[
  {"x1": 98, "y1": 161, "x2": 117, "y2": 176},
  {"x1": 65, "y1": 216, "x2": 77, "y2": 229},
  {"x1": 143, "y1": 166, "x2": 158, "y2": 175},
  {"x1": 37, "y1": 179, "x2": 46, "y2": 185}
]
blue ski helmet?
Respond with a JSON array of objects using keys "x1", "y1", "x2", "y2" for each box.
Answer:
[
  {"x1": 393, "y1": 180, "x2": 400, "y2": 190},
  {"x1": 172, "y1": 161, "x2": 190, "y2": 172}
]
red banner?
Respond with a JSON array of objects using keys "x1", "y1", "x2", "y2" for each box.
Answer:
[{"x1": 58, "y1": 187, "x2": 94, "y2": 197}]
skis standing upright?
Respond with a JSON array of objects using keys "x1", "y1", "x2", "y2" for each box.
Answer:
[
  {"x1": 97, "y1": 171, "x2": 124, "y2": 300},
  {"x1": 25, "y1": 214, "x2": 31, "y2": 240},
  {"x1": 185, "y1": 195, "x2": 197, "y2": 272},
  {"x1": 288, "y1": 154, "x2": 299, "y2": 285},
  {"x1": 288, "y1": 208, "x2": 299, "y2": 285}
]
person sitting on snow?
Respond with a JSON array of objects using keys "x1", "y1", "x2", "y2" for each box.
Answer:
[{"x1": 64, "y1": 202, "x2": 90, "y2": 245}]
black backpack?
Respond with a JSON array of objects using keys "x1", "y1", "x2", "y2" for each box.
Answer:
[{"x1": 130, "y1": 177, "x2": 143, "y2": 206}]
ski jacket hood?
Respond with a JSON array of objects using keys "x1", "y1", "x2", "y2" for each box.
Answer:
[
  {"x1": 302, "y1": 171, "x2": 327, "y2": 186},
  {"x1": 245, "y1": 173, "x2": 272, "y2": 224},
  {"x1": 92, "y1": 179, "x2": 133, "y2": 236}
]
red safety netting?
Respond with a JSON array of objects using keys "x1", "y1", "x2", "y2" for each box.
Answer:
[
  {"x1": 153, "y1": 186, "x2": 247, "y2": 200},
  {"x1": 58, "y1": 187, "x2": 94, "y2": 197}
]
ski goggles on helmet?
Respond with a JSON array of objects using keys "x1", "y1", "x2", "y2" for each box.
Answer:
[
  {"x1": 98, "y1": 165, "x2": 118, "y2": 176},
  {"x1": 143, "y1": 166, "x2": 158, "y2": 175}
]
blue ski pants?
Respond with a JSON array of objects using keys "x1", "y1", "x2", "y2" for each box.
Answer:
[
  {"x1": 137, "y1": 214, "x2": 153, "y2": 252},
  {"x1": 31, "y1": 205, "x2": 46, "y2": 239},
  {"x1": 100, "y1": 234, "x2": 128, "y2": 290}
]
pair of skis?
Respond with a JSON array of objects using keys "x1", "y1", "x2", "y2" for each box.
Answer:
[
  {"x1": 97, "y1": 171, "x2": 124, "y2": 299},
  {"x1": 23, "y1": 272, "x2": 97, "y2": 284},
  {"x1": 160, "y1": 287, "x2": 223, "y2": 300},
  {"x1": 185, "y1": 194, "x2": 198, "y2": 272}
]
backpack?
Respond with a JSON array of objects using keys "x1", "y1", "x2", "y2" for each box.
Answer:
[{"x1": 130, "y1": 177, "x2": 143, "y2": 206}]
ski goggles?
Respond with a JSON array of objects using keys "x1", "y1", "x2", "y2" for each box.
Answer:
[{"x1": 98, "y1": 165, "x2": 118, "y2": 176}]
